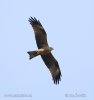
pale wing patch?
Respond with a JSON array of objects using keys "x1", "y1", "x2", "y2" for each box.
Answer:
[
  {"x1": 37, "y1": 25, "x2": 44, "y2": 29},
  {"x1": 49, "y1": 65, "x2": 59, "y2": 77},
  {"x1": 32, "y1": 25, "x2": 44, "y2": 33}
]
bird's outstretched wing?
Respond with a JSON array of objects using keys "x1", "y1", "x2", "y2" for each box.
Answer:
[
  {"x1": 28, "y1": 17, "x2": 62, "y2": 84},
  {"x1": 28, "y1": 17, "x2": 48, "y2": 48},
  {"x1": 41, "y1": 53, "x2": 62, "y2": 84}
]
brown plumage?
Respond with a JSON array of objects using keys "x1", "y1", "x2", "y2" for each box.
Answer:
[{"x1": 27, "y1": 17, "x2": 62, "y2": 84}]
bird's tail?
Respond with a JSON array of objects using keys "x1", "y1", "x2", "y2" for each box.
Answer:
[{"x1": 27, "y1": 51, "x2": 39, "y2": 59}]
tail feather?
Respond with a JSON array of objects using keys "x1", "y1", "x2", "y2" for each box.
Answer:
[{"x1": 27, "y1": 51, "x2": 39, "y2": 59}]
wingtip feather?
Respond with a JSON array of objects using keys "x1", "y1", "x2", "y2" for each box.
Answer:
[
  {"x1": 28, "y1": 17, "x2": 42, "y2": 26},
  {"x1": 53, "y1": 71, "x2": 62, "y2": 85}
]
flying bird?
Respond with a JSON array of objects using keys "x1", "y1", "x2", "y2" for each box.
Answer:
[{"x1": 27, "y1": 17, "x2": 62, "y2": 84}]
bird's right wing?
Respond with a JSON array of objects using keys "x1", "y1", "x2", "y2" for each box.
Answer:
[{"x1": 41, "y1": 53, "x2": 62, "y2": 84}]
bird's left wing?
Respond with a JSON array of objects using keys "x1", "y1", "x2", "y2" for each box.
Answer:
[{"x1": 28, "y1": 17, "x2": 49, "y2": 49}]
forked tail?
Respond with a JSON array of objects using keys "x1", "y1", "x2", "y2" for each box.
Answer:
[{"x1": 27, "y1": 51, "x2": 39, "y2": 59}]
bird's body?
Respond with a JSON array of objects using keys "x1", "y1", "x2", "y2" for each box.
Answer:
[
  {"x1": 28, "y1": 47, "x2": 53, "y2": 59},
  {"x1": 37, "y1": 46, "x2": 53, "y2": 55},
  {"x1": 27, "y1": 17, "x2": 62, "y2": 84}
]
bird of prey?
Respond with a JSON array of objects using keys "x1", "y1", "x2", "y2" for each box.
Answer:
[{"x1": 27, "y1": 17, "x2": 62, "y2": 84}]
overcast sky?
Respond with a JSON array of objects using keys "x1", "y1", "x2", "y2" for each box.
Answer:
[{"x1": 0, "y1": 0, "x2": 94, "y2": 100}]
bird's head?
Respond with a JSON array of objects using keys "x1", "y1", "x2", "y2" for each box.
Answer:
[{"x1": 49, "y1": 47, "x2": 54, "y2": 51}]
